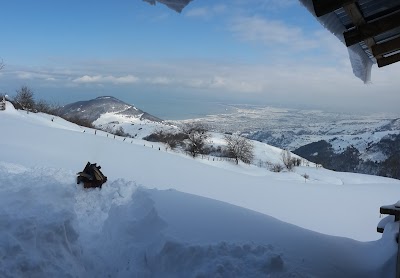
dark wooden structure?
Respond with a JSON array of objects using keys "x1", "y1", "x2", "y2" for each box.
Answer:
[
  {"x1": 312, "y1": 0, "x2": 400, "y2": 68},
  {"x1": 77, "y1": 162, "x2": 107, "y2": 188},
  {"x1": 0, "y1": 97, "x2": 5, "y2": 111},
  {"x1": 378, "y1": 202, "x2": 400, "y2": 278}
]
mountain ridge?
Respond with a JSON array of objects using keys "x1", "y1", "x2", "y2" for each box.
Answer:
[{"x1": 59, "y1": 96, "x2": 163, "y2": 123}]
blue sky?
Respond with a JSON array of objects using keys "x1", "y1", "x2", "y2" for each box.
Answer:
[{"x1": 1, "y1": 0, "x2": 400, "y2": 118}]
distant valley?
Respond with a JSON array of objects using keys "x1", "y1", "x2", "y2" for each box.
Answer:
[
  {"x1": 59, "y1": 98, "x2": 400, "y2": 180},
  {"x1": 177, "y1": 105, "x2": 400, "y2": 180}
]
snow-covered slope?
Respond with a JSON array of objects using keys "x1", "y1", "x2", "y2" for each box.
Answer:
[
  {"x1": 178, "y1": 104, "x2": 400, "y2": 179},
  {"x1": 1, "y1": 102, "x2": 400, "y2": 277}
]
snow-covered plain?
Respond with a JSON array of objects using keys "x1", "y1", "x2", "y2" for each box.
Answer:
[{"x1": 1, "y1": 102, "x2": 400, "y2": 277}]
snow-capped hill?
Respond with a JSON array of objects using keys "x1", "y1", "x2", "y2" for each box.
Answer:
[{"x1": 59, "y1": 96, "x2": 163, "y2": 123}]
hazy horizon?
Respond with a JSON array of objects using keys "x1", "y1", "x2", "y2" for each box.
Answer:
[
  {"x1": 24, "y1": 90, "x2": 399, "y2": 121},
  {"x1": 1, "y1": 0, "x2": 400, "y2": 119}
]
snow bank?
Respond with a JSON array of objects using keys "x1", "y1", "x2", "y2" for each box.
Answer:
[
  {"x1": 1, "y1": 105, "x2": 400, "y2": 276},
  {"x1": 0, "y1": 163, "x2": 396, "y2": 277},
  {"x1": 1, "y1": 105, "x2": 400, "y2": 242}
]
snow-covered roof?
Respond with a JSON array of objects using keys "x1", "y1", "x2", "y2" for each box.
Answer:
[
  {"x1": 145, "y1": 0, "x2": 400, "y2": 83},
  {"x1": 143, "y1": 0, "x2": 192, "y2": 13},
  {"x1": 299, "y1": 0, "x2": 400, "y2": 83}
]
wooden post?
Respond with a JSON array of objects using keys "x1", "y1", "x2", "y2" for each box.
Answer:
[
  {"x1": 397, "y1": 225, "x2": 400, "y2": 278},
  {"x1": 379, "y1": 203, "x2": 400, "y2": 277}
]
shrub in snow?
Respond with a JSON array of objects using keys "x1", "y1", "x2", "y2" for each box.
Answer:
[
  {"x1": 143, "y1": 129, "x2": 187, "y2": 150},
  {"x1": 223, "y1": 134, "x2": 254, "y2": 165},
  {"x1": 14, "y1": 86, "x2": 35, "y2": 112},
  {"x1": 269, "y1": 163, "x2": 284, "y2": 173},
  {"x1": 203, "y1": 145, "x2": 225, "y2": 157},
  {"x1": 281, "y1": 150, "x2": 295, "y2": 171},
  {"x1": 264, "y1": 255, "x2": 284, "y2": 273},
  {"x1": 181, "y1": 122, "x2": 210, "y2": 158},
  {"x1": 35, "y1": 99, "x2": 62, "y2": 115},
  {"x1": 64, "y1": 115, "x2": 94, "y2": 128},
  {"x1": 114, "y1": 126, "x2": 130, "y2": 137}
]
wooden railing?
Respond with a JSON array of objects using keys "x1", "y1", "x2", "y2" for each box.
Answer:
[{"x1": 378, "y1": 202, "x2": 400, "y2": 278}]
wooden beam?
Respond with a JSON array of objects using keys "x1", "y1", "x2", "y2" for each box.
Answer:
[
  {"x1": 312, "y1": 0, "x2": 356, "y2": 17},
  {"x1": 343, "y1": 2, "x2": 377, "y2": 52},
  {"x1": 344, "y1": 11, "x2": 400, "y2": 47},
  {"x1": 343, "y1": 2, "x2": 364, "y2": 26},
  {"x1": 372, "y1": 36, "x2": 400, "y2": 57},
  {"x1": 377, "y1": 52, "x2": 400, "y2": 67}
]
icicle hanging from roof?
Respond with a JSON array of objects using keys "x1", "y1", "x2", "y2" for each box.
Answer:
[{"x1": 298, "y1": 0, "x2": 374, "y2": 83}]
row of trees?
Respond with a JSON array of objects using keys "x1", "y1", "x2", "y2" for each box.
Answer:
[
  {"x1": 145, "y1": 122, "x2": 255, "y2": 165},
  {"x1": 4, "y1": 85, "x2": 61, "y2": 115},
  {"x1": 2, "y1": 85, "x2": 98, "y2": 129},
  {"x1": 145, "y1": 122, "x2": 309, "y2": 171}
]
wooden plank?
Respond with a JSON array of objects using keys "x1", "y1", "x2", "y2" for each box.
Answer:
[
  {"x1": 312, "y1": 0, "x2": 356, "y2": 17},
  {"x1": 344, "y1": 11, "x2": 400, "y2": 46},
  {"x1": 377, "y1": 52, "x2": 400, "y2": 67},
  {"x1": 380, "y1": 205, "x2": 400, "y2": 216},
  {"x1": 397, "y1": 225, "x2": 400, "y2": 278},
  {"x1": 372, "y1": 36, "x2": 400, "y2": 57},
  {"x1": 343, "y1": 2, "x2": 377, "y2": 54},
  {"x1": 343, "y1": 2, "x2": 364, "y2": 26}
]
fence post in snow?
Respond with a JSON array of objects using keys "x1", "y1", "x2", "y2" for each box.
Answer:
[
  {"x1": 0, "y1": 97, "x2": 6, "y2": 111},
  {"x1": 378, "y1": 202, "x2": 400, "y2": 278}
]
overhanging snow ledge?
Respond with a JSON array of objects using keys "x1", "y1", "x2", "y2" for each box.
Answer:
[{"x1": 143, "y1": 0, "x2": 193, "y2": 13}]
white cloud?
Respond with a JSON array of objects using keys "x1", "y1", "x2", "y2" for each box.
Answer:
[
  {"x1": 185, "y1": 4, "x2": 226, "y2": 19},
  {"x1": 147, "y1": 76, "x2": 174, "y2": 85},
  {"x1": 230, "y1": 16, "x2": 318, "y2": 50},
  {"x1": 233, "y1": 0, "x2": 296, "y2": 11},
  {"x1": 15, "y1": 71, "x2": 55, "y2": 80},
  {"x1": 73, "y1": 74, "x2": 139, "y2": 85},
  {"x1": 3, "y1": 58, "x2": 400, "y2": 114}
]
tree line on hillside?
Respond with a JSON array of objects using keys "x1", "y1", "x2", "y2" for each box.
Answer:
[
  {"x1": 144, "y1": 122, "x2": 255, "y2": 165},
  {"x1": 144, "y1": 122, "x2": 306, "y2": 173},
  {"x1": 0, "y1": 85, "x2": 95, "y2": 128},
  {"x1": 294, "y1": 139, "x2": 400, "y2": 180}
]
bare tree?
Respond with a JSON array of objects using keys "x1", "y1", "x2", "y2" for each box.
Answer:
[
  {"x1": 224, "y1": 134, "x2": 254, "y2": 164},
  {"x1": 268, "y1": 162, "x2": 284, "y2": 172},
  {"x1": 143, "y1": 129, "x2": 187, "y2": 150},
  {"x1": 35, "y1": 99, "x2": 51, "y2": 113},
  {"x1": 181, "y1": 122, "x2": 209, "y2": 157},
  {"x1": 14, "y1": 86, "x2": 35, "y2": 111},
  {"x1": 281, "y1": 149, "x2": 295, "y2": 171}
]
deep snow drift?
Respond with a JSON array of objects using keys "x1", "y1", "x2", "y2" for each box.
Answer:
[{"x1": 1, "y1": 102, "x2": 399, "y2": 277}]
